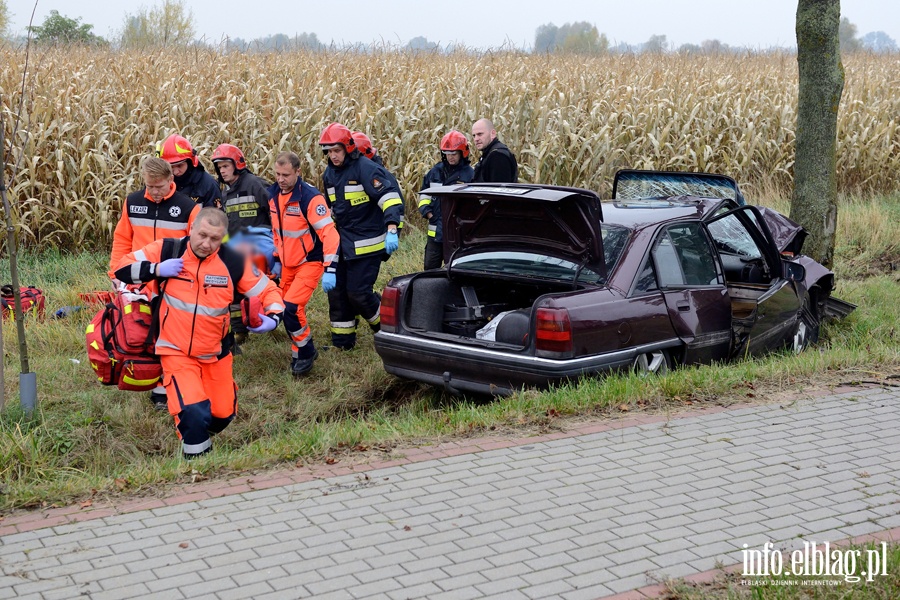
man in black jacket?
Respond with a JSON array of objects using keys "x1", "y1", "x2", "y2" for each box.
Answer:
[{"x1": 471, "y1": 118, "x2": 518, "y2": 183}]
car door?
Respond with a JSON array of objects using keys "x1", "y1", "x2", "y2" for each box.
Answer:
[
  {"x1": 705, "y1": 207, "x2": 802, "y2": 355},
  {"x1": 633, "y1": 222, "x2": 732, "y2": 365}
]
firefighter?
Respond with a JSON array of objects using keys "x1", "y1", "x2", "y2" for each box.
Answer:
[
  {"x1": 319, "y1": 123, "x2": 404, "y2": 350},
  {"x1": 418, "y1": 130, "x2": 475, "y2": 270},
  {"x1": 351, "y1": 132, "x2": 405, "y2": 204},
  {"x1": 212, "y1": 143, "x2": 275, "y2": 348},
  {"x1": 113, "y1": 208, "x2": 284, "y2": 459},
  {"x1": 268, "y1": 151, "x2": 340, "y2": 376},
  {"x1": 109, "y1": 156, "x2": 201, "y2": 409},
  {"x1": 156, "y1": 133, "x2": 223, "y2": 208},
  {"x1": 471, "y1": 118, "x2": 518, "y2": 183},
  {"x1": 211, "y1": 143, "x2": 272, "y2": 237}
]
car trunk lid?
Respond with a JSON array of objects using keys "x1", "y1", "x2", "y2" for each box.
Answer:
[{"x1": 427, "y1": 183, "x2": 606, "y2": 275}]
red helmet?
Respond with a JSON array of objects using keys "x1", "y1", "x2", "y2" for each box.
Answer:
[
  {"x1": 351, "y1": 132, "x2": 377, "y2": 160},
  {"x1": 319, "y1": 123, "x2": 356, "y2": 154},
  {"x1": 441, "y1": 130, "x2": 470, "y2": 159},
  {"x1": 211, "y1": 143, "x2": 247, "y2": 170},
  {"x1": 156, "y1": 134, "x2": 199, "y2": 167}
]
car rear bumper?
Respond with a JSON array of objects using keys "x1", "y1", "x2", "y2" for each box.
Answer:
[{"x1": 374, "y1": 331, "x2": 675, "y2": 396}]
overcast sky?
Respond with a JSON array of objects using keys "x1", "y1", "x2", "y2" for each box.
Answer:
[{"x1": 6, "y1": 0, "x2": 900, "y2": 49}]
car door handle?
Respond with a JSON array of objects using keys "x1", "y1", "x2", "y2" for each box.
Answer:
[{"x1": 676, "y1": 301, "x2": 691, "y2": 312}]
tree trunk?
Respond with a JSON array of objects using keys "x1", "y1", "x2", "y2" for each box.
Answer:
[{"x1": 791, "y1": 0, "x2": 844, "y2": 268}]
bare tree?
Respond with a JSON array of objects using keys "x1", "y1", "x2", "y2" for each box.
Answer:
[
  {"x1": 790, "y1": 0, "x2": 844, "y2": 268},
  {"x1": 1, "y1": 1, "x2": 39, "y2": 413}
]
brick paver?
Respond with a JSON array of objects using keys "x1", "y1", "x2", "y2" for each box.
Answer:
[{"x1": 2, "y1": 386, "x2": 899, "y2": 599}]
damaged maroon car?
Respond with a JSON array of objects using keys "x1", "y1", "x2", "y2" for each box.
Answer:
[{"x1": 374, "y1": 170, "x2": 854, "y2": 396}]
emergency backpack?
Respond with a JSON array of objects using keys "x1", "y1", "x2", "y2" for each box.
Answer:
[
  {"x1": 85, "y1": 291, "x2": 160, "y2": 391},
  {"x1": 85, "y1": 238, "x2": 186, "y2": 392},
  {"x1": 1, "y1": 285, "x2": 46, "y2": 320}
]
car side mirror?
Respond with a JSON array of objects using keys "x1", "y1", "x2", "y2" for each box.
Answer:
[{"x1": 783, "y1": 261, "x2": 806, "y2": 282}]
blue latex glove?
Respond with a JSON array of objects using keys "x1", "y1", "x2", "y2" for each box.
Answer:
[
  {"x1": 385, "y1": 230, "x2": 399, "y2": 255},
  {"x1": 157, "y1": 258, "x2": 184, "y2": 278},
  {"x1": 321, "y1": 272, "x2": 336, "y2": 293},
  {"x1": 271, "y1": 262, "x2": 282, "y2": 278},
  {"x1": 248, "y1": 313, "x2": 277, "y2": 334}
]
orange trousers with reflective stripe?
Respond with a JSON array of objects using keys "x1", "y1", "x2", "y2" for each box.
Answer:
[
  {"x1": 280, "y1": 261, "x2": 324, "y2": 359},
  {"x1": 161, "y1": 354, "x2": 237, "y2": 456}
]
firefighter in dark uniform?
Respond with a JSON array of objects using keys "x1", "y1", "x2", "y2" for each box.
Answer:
[
  {"x1": 157, "y1": 133, "x2": 223, "y2": 209},
  {"x1": 351, "y1": 131, "x2": 406, "y2": 209},
  {"x1": 417, "y1": 130, "x2": 475, "y2": 270},
  {"x1": 319, "y1": 123, "x2": 404, "y2": 350},
  {"x1": 211, "y1": 143, "x2": 272, "y2": 236},
  {"x1": 212, "y1": 143, "x2": 276, "y2": 347}
]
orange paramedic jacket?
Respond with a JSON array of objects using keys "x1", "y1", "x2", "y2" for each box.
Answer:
[
  {"x1": 268, "y1": 179, "x2": 340, "y2": 273},
  {"x1": 114, "y1": 238, "x2": 285, "y2": 362},
  {"x1": 109, "y1": 182, "x2": 200, "y2": 277}
]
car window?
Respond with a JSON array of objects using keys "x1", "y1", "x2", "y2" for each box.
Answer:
[
  {"x1": 614, "y1": 172, "x2": 740, "y2": 203},
  {"x1": 668, "y1": 224, "x2": 720, "y2": 285},
  {"x1": 707, "y1": 213, "x2": 763, "y2": 260},
  {"x1": 650, "y1": 223, "x2": 720, "y2": 289},
  {"x1": 634, "y1": 258, "x2": 659, "y2": 294},
  {"x1": 452, "y1": 251, "x2": 608, "y2": 284},
  {"x1": 601, "y1": 224, "x2": 630, "y2": 274}
]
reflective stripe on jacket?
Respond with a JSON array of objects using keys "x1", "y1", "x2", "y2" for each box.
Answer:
[
  {"x1": 322, "y1": 154, "x2": 404, "y2": 260},
  {"x1": 223, "y1": 171, "x2": 272, "y2": 235},
  {"x1": 268, "y1": 179, "x2": 340, "y2": 273},
  {"x1": 114, "y1": 238, "x2": 284, "y2": 361},
  {"x1": 108, "y1": 183, "x2": 200, "y2": 277},
  {"x1": 418, "y1": 160, "x2": 474, "y2": 243}
]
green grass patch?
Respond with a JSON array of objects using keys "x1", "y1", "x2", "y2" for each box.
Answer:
[{"x1": 0, "y1": 197, "x2": 899, "y2": 511}]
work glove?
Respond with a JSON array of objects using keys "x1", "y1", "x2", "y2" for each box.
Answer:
[
  {"x1": 271, "y1": 261, "x2": 282, "y2": 278},
  {"x1": 321, "y1": 272, "x2": 336, "y2": 293},
  {"x1": 157, "y1": 258, "x2": 184, "y2": 278},
  {"x1": 385, "y1": 230, "x2": 399, "y2": 255},
  {"x1": 248, "y1": 313, "x2": 277, "y2": 334}
]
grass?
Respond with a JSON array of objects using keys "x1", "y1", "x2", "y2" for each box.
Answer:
[
  {"x1": 0, "y1": 193, "x2": 898, "y2": 511},
  {"x1": 660, "y1": 541, "x2": 900, "y2": 599}
]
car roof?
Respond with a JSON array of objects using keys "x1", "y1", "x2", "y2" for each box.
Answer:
[{"x1": 601, "y1": 196, "x2": 731, "y2": 230}]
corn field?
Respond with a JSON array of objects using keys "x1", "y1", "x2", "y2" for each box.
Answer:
[{"x1": 1, "y1": 46, "x2": 898, "y2": 250}]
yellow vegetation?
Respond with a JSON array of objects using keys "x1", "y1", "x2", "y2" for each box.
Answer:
[{"x1": 1, "y1": 47, "x2": 897, "y2": 249}]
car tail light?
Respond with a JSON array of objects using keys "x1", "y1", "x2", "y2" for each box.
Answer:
[
  {"x1": 381, "y1": 286, "x2": 400, "y2": 332},
  {"x1": 535, "y1": 307, "x2": 572, "y2": 357}
]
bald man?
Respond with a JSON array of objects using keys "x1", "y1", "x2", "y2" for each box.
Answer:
[{"x1": 471, "y1": 118, "x2": 518, "y2": 183}]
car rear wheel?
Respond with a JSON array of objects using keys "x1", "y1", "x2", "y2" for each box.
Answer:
[
  {"x1": 632, "y1": 349, "x2": 670, "y2": 377},
  {"x1": 793, "y1": 292, "x2": 821, "y2": 354}
]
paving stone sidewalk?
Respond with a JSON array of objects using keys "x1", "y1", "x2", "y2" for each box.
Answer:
[{"x1": 1, "y1": 386, "x2": 899, "y2": 600}]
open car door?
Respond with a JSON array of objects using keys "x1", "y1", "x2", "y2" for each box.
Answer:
[{"x1": 705, "y1": 206, "x2": 802, "y2": 356}]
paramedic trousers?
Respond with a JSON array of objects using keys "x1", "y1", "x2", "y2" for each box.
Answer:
[
  {"x1": 161, "y1": 354, "x2": 237, "y2": 458},
  {"x1": 280, "y1": 261, "x2": 324, "y2": 360},
  {"x1": 327, "y1": 254, "x2": 382, "y2": 350}
]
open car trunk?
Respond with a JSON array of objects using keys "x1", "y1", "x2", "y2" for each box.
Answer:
[{"x1": 401, "y1": 271, "x2": 582, "y2": 350}]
